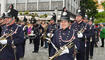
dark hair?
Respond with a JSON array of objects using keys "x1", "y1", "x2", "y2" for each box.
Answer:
[
  {"x1": 62, "y1": 7, "x2": 66, "y2": 11},
  {"x1": 9, "y1": 4, "x2": 14, "y2": 9}
]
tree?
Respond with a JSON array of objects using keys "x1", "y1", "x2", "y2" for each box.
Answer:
[
  {"x1": 102, "y1": 1, "x2": 105, "y2": 10},
  {"x1": 94, "y1": 2, "x2": 105, "y2": 24},
  {"x1": 80, "y1": 0, "x2": 98, "y2": 20},
  {"x1": 94, "y1": 11, "x2": 105, "y2": 24}
]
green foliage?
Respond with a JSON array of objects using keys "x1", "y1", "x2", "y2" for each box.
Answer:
[
  {"x1": 24, "y1": 11, "x2": 29, "y2": 15},
  {"x1": 94, "y1": 18, "x2": 105, "y2": 24},
  {"x1": 39, "y1": 14, "x2": 48, "y2": 18},
  {"x1": 102, "y1": 2, "x2": 105, "y2": 10},
  {"x1": 94, "y1": 2, "x2": 105, "y2": 24},
  {"x1": 94, "y1": 11, "x2": 105, "y2": 24},
  {"x1": 29, "y1": 13, "x2": 39, "y2": 17},
  {"x1": 80, "y1": 0, "x2": 98, "y2": 19},
  {"x1": 34, "y1": 13, "x2": 39, "y2": 17},
  {"x1": 19, "y1": 11, "x2": 23, "y2": 15},
  {"x1": 95, "y1": 11, "x2": 105, "y2": 18}
]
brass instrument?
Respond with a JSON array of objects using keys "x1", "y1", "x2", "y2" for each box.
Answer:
[
  {"x1": 47, "y1": 30, "x2": 54, "y2": 43},
  {"x1": 49, "y1": 41, "x2": 74, "y2": 60},
  {"x1": 0, "y1": 25, "x2": 18, "y2": 41},
  {"x1": 0, "y1": 31, "x2": 14, "y2": 41},
  {"x1": 78, "y1": 28, "x2": 85, "y2": 34},
  {"x1": 0, "y1": 31, "x2": 14, "y2": 52},
  {"x1": 49, "y1": 34, "x2": 75, "y2": 60},
  {"x1": 77, "y1": 24, "x2": 87, "y2": 34},
  {"x1": 41, "y1": 28, "x2": 47, "y2": 40}
]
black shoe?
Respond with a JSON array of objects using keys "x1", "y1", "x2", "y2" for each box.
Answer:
[
  {"x1": 100, "y1": 45, "x2": 104, "y2": 47},
  {"x1": 95, "y1": 45, "x2": 98, "y2": 47},
  {"x1": 32, "y1": 51, "x2": 38, "y2": 53}
]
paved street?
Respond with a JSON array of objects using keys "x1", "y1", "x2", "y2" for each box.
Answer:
[
  {"x1": 91, "y1": 47, "x2": 105, "y2": 60},
  {"x1": 90, "y1": 40, "x2": 105, "y2": 60},
  {"x1": 22, "y1": 39, "x2": 48, "y2": 60},
  {"x1": 22, "y1": 40, "x2": 105, "y2": 60}
]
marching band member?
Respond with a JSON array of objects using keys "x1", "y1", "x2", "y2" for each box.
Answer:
[
  {"x1": 88, "y1": 20, "x2": 95, "y2": 59},
  {"x1": 0, "y1": 14, "x2": 24, "y2": 60},
  {"x1": 49, "y1": 16, "x2": 80, "y2": 60},
  {"x1": 29, "y1": 18, "x2": 43, "y2": 53},
  {"x1": 46, "y1": 17, "x2": 59, "y2": 56},
  {"x1": 71, "y1": 15, "x2": 90, "y2": 60}
]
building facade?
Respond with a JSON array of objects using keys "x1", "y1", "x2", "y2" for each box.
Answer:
[{"x1": 0, "y1": 0, "x2": 80, "y2": 17}]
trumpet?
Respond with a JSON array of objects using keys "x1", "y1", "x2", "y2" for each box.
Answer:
[
  {"x1": 49, "y1": 35, "x2": 75, "y2": 60},
  {"x1": 0, "y1": 25, "x2": 19, "y2": 41},
  {"x1": 0, "y1": 33, "x2": 13, "y2": 40},
  {"x1": 78, "y1": 24, "x2": 88, "y2": 34},
  {"x1": 0, "y1": 34, "x2": 8, "y2": 40},
  {"x1": 49, "y1": 41, "x2": 74, "y2": 60},
  {"x1": 78, "y1": 27, "x2": 85, "y2": 34}
]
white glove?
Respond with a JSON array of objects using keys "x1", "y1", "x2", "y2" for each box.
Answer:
[
  {"x1": 0, "y1": 40, "x2": 7, "y2": 44},
  {"x1": 46, "y1": 38, "x2": 50, "y2": 40},
  {"x1": 77, "y1": 32, "x2": 83, "y2": 38},
  {"x1": 42, "y1": 34, "x2": 44, "y2": 36},
  {"x1": 60, "y1": 46, "x2": 69, "y2": 55},
  {"x1": 31, "y1": 31, "x2": 34, "y2": 34},
  {"x1": 90, "y1": 37, "x2": 92, "y2": 42},
  {"x1": 47, "y1": 33, "x2": 54, "y2": 37},
  {"x1": 29, "y1": 31, "x2": 35, "y2": 36}
]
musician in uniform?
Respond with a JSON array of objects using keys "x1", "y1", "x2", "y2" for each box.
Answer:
[
  {"x1": 49, "y1": 16, "x2": 80, "y2": 60},
  {"x1": 71, "y1": 15, "x2": 90, "y2": 60},
  {"x1": 88, "y1": 20, "x2": 95, "y2": 59},
  {"x1": 0, "y1": 15, "x2": 24, "y2": 60},
  {"x1": 46, "y1": 17, "x2": 59, "y2": 56},
  {"x1": 29, "y1": 18, "x2": 43, "y2": 53},
  {"x1": 40, "y1": 21, "x2": 48, "y2": 48},
  {"x1": 0, "y1": 17, "x2": 3, "y2": 37},
  {"x1": 20, "y1": 21, "x2": 28, "y2": 57}
]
